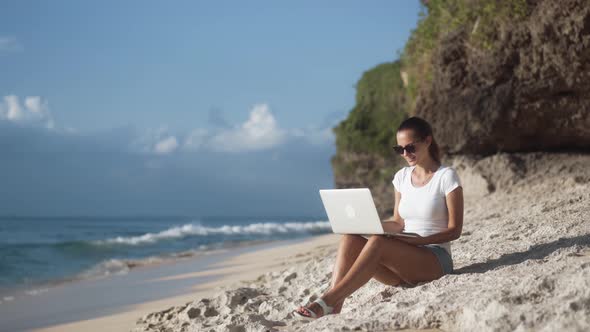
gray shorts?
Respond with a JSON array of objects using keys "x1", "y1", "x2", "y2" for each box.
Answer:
[{"x1": 423, "y1": 245, "x2": 454, "y2": 275}]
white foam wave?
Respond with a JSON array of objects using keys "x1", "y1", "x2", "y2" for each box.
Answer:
[
  {"x1": 25, "y1": 288, "x2": 49, "y2": 296},
  {"x1": 76, "y1": 248, "x2": 216, "y2": 281},
  {"x1": 78, "y1": 259, "x2": 133, "y2": 278},
  {"x1": 78, "y1": 257, "x2": 164, "y2": 279},
  {"x1": 96, "y1": 221, "x2": 331, "y2": 246}
]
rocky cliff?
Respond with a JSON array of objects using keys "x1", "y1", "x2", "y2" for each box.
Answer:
[
  {"x1": 415, "y1": 0, "x2": 590, "y2": 155},
  {"x1": 332, "y1": 0, "x2": 590, "y2": 218}
]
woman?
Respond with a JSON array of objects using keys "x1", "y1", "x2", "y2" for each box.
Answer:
[{"x1": 294, "y1": 116, "x2": 464, "y2": 319}]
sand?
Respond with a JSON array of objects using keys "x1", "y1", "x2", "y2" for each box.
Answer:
[
  {"x1": 131, "y1": 152, "x2": 590, "y2": 332},
  {"x1": 30, "y1": 236, "x2": 340, "y2": 332}
]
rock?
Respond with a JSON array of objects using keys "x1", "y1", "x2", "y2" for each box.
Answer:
[
  {"x1": 415, "y1": 0, "x2": 590, "y2": 155},
  {"x1": 283, "y1": 272, "x2": 297, "y2": 283},
  {"x1": 186, "y1": 307, "x2": 200, "y2": 319}
]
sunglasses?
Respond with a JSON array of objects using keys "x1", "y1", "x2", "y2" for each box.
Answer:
[{"x1": 393, "y1": 141, "x2": 420, "y2": 155}]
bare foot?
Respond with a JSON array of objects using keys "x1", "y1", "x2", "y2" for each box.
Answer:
[{"x1": 296, "y1": 299, "x2": 339, "y2": 318}]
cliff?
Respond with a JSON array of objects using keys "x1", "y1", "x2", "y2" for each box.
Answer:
[
  {"x1": 413, "y1": 0, "x2": 590, "y2": 154},
  {"x1": 332, "y1": 0, "x2": 590, "y2": 217}
]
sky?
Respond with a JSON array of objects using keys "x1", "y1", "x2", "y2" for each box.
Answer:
[{"x1": 0, "y1": 1, "x2": 421, "y2": 217}]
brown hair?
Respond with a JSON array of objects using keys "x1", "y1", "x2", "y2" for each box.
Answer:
[{"x1": 397, "y1": 116, "x2": 441, "y2": 164}]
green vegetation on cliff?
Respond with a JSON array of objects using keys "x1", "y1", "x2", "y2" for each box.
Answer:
[
  {"x1": 333, "y1": 0, "x2": 531, "y2": 159},
  {"x1": 402, "y1": 0, "x2": 529, "y2": 109},
  {"x1": 331, "y1": 0, "x2": 534, "y2": 187},
  {"x1": 333, "y1": 61, "x2": 408, "y2": 157}
]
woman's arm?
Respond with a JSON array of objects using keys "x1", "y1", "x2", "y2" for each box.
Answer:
[
  {"x1": 396, "y1": 187, "x2": 464, "y2": 245},
  {"x1": 381, "y1": 189, "x2": 405, "y2": 233}
]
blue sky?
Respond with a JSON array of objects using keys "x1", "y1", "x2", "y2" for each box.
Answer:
[{"x1": 0, "y1": 1, "x2": 421, "y2": 217}]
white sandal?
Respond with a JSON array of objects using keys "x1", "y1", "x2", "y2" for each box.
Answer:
[{"x1": 293, "y1": 298, "x2": 334, "y2": 320}]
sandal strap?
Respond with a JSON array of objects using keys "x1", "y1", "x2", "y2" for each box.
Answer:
[
  {"x1": 313, "y1": 298, "x2": 333, "y2": 315},
  {"x1": 297, "y1": 306, "x2": 317, "y2": 318}
]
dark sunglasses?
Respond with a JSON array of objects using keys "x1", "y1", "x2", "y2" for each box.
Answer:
[{"x1": 393, "y1": 141, "x2": 420, "y2": 155}]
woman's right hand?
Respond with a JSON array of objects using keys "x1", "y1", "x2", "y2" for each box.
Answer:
[{"x1": 381, "y1": 220, "x2": 404, "y2": 234}]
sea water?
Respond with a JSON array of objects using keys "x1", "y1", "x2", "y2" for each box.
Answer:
[{"x1": 0, "y1": 216, "x2": 330, "y2": 291}]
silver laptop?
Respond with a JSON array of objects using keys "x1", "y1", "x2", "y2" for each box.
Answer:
[{"x1": 319, "y1": 188, "x2": 418, "y2": 237}]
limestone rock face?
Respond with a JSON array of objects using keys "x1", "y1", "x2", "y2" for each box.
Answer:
[{"x1": 415, "y1": 0, "x2": 590, "y2": 155}]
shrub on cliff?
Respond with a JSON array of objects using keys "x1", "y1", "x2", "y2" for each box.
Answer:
[
  {"x1": 402, "y1": 0, "x2": 529, "y2": 112},
  {"x1": 333, "y1": 61, "x2": 408, "y2": 158}
]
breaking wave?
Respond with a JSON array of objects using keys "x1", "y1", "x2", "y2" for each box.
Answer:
[{"x1": 95, "y1": 221, "x2": 331, "y2": 246}]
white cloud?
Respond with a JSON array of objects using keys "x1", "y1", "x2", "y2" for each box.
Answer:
[
  {"x1": 179, "y1": 103, "x2": 336, "y2": 153},
  {"x1": 0, "y1": 36, "x2": 22, "y2": 53},
  {"x1": 4, "y1": 95, "x2": 22, "y2": 120},
  {"x1": 0, "y1": 95, "x2": 54, "y2": 129},
  {"x1": 154, "y1": 136, "x2": 178, "y2": 155},
  {"x1": 208, "y1": 103, "x2": 285, "y2": 152},
  {"x1": 24, "y1": 96, "x2": 43, "y2": 113},
  {"x1": 131, "y1": 125, "x2": 169, "y2": 153}
]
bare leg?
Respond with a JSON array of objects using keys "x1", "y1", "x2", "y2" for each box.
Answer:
[
  {"x1": 306, "y1": 236, "x2": 442, "y2": 316},
  {"x1": 329, "y1": 234, "x2": 364, "y2": 313},
  {"x1": 330, "y1": 235, "x2": 366, "y2": 288},
  {"x1": 329, "y1": 235, "x2": 403, "y2": 313}
]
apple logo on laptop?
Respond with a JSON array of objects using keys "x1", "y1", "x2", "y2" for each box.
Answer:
[{"x1": 345, "y1": 204, "x2": 356, "y2": 219}]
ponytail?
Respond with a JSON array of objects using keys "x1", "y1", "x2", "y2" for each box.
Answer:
[{"x1": 428, "y1": 137, "x2": 441, "y2": 164}]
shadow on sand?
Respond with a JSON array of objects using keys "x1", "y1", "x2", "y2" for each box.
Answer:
[{"x1": 454, "y1": 234, "x2": 590, "y2": 274}]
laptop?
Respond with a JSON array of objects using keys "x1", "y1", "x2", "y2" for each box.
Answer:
[{"x1": 319, "y1": 188, "x2": 418, "y2": 237}]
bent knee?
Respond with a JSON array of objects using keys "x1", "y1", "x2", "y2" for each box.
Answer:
[
  {"x1": 364, "y1": 235, "x2": 393, "y2": 250},
  {"x1": 342, "y1": 234, "x2": 367, "y2": 242},
  {"x1": 367, "y1": 235, "x2": 411, "y2": 252},
  {"x1": 367, "y1": 234, "x2": 390, "y2": 244}
]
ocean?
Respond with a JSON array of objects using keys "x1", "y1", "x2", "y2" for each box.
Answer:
[{"x1": 0, "y1": 216, "x2": 331, "y2": 292}]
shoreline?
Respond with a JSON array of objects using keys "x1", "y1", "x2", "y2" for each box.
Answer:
[
  {"x1": 0, "y1": 237, "x2": 303, "y2": 301},
  {"x1": 14, "y1": 234, "x2": 340, "y2": 332},
  {"x1": 0, "y1": 218, "x2": 332, "y2": 298}
]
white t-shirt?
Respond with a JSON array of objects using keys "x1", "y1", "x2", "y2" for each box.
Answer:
[{"x1": 392, "y1": 165, "x2": 461, "y2": 256}]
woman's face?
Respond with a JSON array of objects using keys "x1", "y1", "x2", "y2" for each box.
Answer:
[{"x1": 395, "y1": 130, "x2": 431, "y2": 166}]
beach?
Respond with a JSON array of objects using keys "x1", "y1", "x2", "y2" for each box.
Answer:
[
  {"x1": 1, "y1": 153, "x2": 588, "y2": 332},
  {"x1": 0, "y1": 217, "x2": 331, "y2": 331}
]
